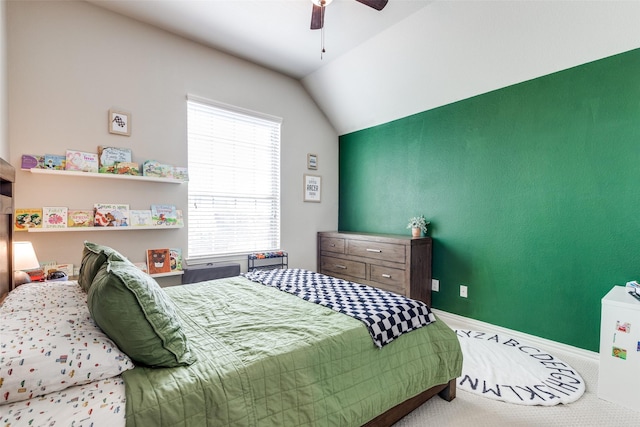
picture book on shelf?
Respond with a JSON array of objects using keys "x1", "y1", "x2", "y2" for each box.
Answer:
[
  {"x1": 151, "y1": 204, "x2": 178, "y2": 226},
  {"x1": 169, "y1": 166, "x2": 189, "y2": 181},
  {"x1": 175, "y1": 209, "x2": 184, "y2": 227},
  {"x1": 129, "y1": 210, "x2": 153, "y2": 227},
  {"x1": 169, "y1": 248, "x2": 183, "y2": 271},
  {"x1": 67, "y1": 209, "x2": 94, "y2": 227},
  {"x1": 21, "y1": 154, "x2": 44, "y2": 169},
  {"x1": 146, "y1": 248, "x2": 171, "y2": 275},
  {"x1": 44, "y1": 154, "x2": 66, "y2": 170},
  {"x1": 65, "y1": 150, "x2": 99, "y2": 173},
  {"x1": 42, "y1": 207, "x2": 68, "y2": 228},
  {"x1": 143, "y1": 160, "x2": 172, "y2": 178},
  {"x1": 14, "y1": 208, "x2": 43, "y2": 231},
  {"x1": 93, "y1": 203, "x2": 129, "y2": 227},
  {"x1": 97, "y1": 146, "x2": 133, "y2": 173},
  {"x1": 112, "y1": 162, "x2": 140, "y2": 175}
]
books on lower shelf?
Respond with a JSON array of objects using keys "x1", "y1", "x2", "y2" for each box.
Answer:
[
  {"x1": 14, "y1": 208, "x2": 43, "y2": 231},
  {"x1": 68, "y1": 209, "x2": 94, "y2": 227},
  {"x1": 16, "y1": 204, "x2": 182, "y2": 231},
  {"x1": 151, "y1": 204, "x2": 178, "y2": 226},
  {"x1": 42, "y1": 207, "x2": 68, "y2": 229},
  {"x1": 130, "y1": 210, "x2": 153, "y2": 227},
  {"x1": 147, "y1": 248, "x2": 171, "y2": 275},
  {"x1": 170, "y1": 248, "x2": 183, "y2": 271},
  {"x1": 94, "y1": 203, "x2": 130, "y2": 227}
]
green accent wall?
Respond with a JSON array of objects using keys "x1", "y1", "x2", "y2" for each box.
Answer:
[{"x1": 338, "y1": 48, "x2": 640, "y2": 352}]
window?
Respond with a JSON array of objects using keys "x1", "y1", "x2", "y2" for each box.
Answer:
[{"x1": 187, "y1": 95, "x2": 282, "y2": 259}]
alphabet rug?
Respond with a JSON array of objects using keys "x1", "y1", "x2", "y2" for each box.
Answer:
[{"x1": 455, "y1": 329, "x2": 585, "y2": 406}]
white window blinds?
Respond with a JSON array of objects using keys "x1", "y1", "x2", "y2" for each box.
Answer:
[{"x1": 187, "y1": 95, "x2": 282, "y2": 258}]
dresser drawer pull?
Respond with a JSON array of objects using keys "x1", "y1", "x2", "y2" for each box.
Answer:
[
  {"x1": 334, "y1": 264, "x2": 347, "y2": 269},
  {"x1": 366, "y1": 248, "x2": 382, "y2": 253},
  {"x1": 381, "y1": 274, "x2": 392, "y2": 278}
]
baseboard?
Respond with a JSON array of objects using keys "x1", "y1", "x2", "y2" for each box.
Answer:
[{"x1": 433, "y1": 309, "x2": 599, "y2": 362}]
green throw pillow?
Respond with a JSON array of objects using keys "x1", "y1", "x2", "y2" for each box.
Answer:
[
  {"x1": 78, "y1": 241, "x2": 130, "y2": 292},
  {"x1": 87, "y1": 257, "x2": 196, "y2": 367}
]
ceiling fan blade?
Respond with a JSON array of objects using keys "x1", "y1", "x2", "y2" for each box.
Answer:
[
  {"x1": 310, "y1": 4, "x2": 324, "y2": 30},
  {"x1": 355, "y1": 0, "x2": 388, "y2": 11}
]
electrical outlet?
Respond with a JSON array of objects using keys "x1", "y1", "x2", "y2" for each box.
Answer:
[
  {"x1": 460, "y1": 285, "x2": 468, "y2": 298},
  {"x1": 432, "y1": 279, "x2": 440, "y2": 292}
]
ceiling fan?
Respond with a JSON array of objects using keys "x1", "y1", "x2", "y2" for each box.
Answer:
[{"x1": 310, "y1": 0, "x2": 389, "y2": 30}]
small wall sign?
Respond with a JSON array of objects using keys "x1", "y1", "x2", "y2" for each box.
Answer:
[
  {"x1": 303, "y1": 174, "x2": 321, "y2": 202},
  {"x1": 108, "y1": 109, "x2": 131, "y2": 136},
  {"x1": 307, "y1": 153, "x2": 318, "y2": 170}
]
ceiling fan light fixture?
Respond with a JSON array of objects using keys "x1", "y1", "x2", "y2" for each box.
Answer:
[{"x1": 311, "y1": 0, "x2": 333, "y2": 7}]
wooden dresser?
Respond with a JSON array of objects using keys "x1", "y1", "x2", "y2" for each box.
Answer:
[{"x1": 317, "y1": 231, "x2": 433, "y2": 306}]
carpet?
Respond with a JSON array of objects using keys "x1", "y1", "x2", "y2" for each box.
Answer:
[{"x1": 455, "y1": 329, "x2": 586, "y2": 406}]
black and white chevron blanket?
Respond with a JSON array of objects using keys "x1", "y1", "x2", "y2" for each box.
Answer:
[{"x1": 243, "y1": 268, "x2": 436, "y2": 348}]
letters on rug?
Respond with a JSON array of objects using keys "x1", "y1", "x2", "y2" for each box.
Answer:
[{"x1": 456, "y1": 329, "x2": 585, "y2": 406}]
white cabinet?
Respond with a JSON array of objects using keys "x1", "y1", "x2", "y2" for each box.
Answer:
[{"x1": 597, "y1": 286, "x2": 640, "y2": 412}]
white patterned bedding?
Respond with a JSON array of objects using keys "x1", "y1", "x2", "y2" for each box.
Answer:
[
  {"x1": 1, "y1": 377, "x2": 126, "y2": 426},
  {"x1": 0, "y1": 281, "x2": 128, "y2": 426}
]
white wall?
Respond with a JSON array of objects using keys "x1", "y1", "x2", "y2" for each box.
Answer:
[
  {"x1": 7, "y1": 1, "x2": 338, "y2": 283},
  {"x1": 0, "y1": 0, "x2": 7, "y2": 160},
  {"x1": 303, "y1": 0, "x2": 640, "y2": 135}
]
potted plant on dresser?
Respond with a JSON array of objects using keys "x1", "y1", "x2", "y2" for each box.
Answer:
[{"x1": 407, "y1": 215, "x2": 430, "y2": 238}]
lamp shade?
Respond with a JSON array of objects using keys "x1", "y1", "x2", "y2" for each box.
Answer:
[{"x1": 13, "y1": 241, "x2": 40, "y2": 271}]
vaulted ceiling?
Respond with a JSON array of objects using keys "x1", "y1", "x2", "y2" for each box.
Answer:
[
  {"x1": 86, "y1": 0, "x2": 430, "y2": 79},
  {"x1": 86, "y1": 1, "x2": 640, "y2": 135}
]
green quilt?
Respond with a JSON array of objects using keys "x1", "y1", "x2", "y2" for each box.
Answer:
[{"x1": 123, "y1": 276, "x2": 462, "y2": 426}]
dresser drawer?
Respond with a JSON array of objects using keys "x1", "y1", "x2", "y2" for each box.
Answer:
[
  {"x1": 347, "y1": 240, "x2": 405, "y2": 264},
  {"x1": 320, "y1": 255, "x2": 365, "y2": 280},
  {"x1": 370, "y1": 265, "x2": 407, "y2": 295},
  {"x1": 320, "y1": 237, "x2": 345, "y2": 254}
]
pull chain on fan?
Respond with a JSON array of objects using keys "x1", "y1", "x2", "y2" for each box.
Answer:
[{"x1": 310, "y1": 0, "x2": 388, "y2": 59}]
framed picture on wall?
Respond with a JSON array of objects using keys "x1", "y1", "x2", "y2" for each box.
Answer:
[
  {"x1": 307, "y1": 153, "x2": 318, "y2": 170},
  {"x1": 303, "y1": 174, "x2": 321, "y2": 202},
  {"x1": 108, "y1": 109, "x2": 131, "y2": 136}
]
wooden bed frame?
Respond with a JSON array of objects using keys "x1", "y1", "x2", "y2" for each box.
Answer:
[
  {"x1": 365, "y1": 379, "x2": 456, "y2": 426},
  {"x1": 0, "y1": 157, "x2": 15, "y2": 299}
]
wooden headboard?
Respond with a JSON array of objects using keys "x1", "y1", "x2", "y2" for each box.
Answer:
[{"x1": 0, "y1": 157, "x2": 15, "y2": 297}]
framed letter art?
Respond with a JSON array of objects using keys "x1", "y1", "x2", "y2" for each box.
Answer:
[
  {"x1": 108, "y1": 109, "x2": 131, "y2": 136},
  {"x1": 303, "y1": 174, "x2": 321, "y2": 202},
  {"x1": 307, "y1": 153, "x2": 318, "y2": 170}
]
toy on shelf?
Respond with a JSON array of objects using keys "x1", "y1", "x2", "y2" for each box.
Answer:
[{"x1": 247, "y1": 251, "x2": 288, "y2": 272}]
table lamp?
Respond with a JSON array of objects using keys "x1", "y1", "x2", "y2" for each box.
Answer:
[{"x1": 13, "y1": 241, "x2": 40, "y2": 286}]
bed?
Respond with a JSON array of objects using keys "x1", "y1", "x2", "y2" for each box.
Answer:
[{"x1": 1, "y1": 240, "x2": 462, "y2": 426}]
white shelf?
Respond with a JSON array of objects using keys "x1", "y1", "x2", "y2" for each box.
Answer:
[
  {"x1": 27, "y1": 225, "x2": 183, "y2": 233},
  {"x1": 150, "y1": 270, "x2": 184, "y2": 278},
  {"x1": 23, "y1": 167, "x2": 185, "y2": 184}
]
